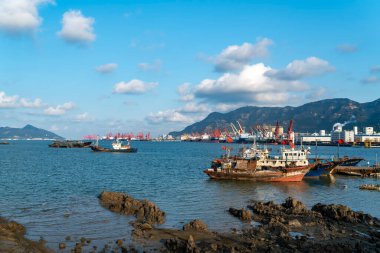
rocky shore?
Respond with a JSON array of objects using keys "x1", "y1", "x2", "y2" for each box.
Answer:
[
  {"x1": 96, "y1": 191, "x2": 380, "y2": 253},
  {"x1": 2, "y1": 192, "x2": 380, "y2": 252},
  {"x1": 0, "y1": 217, "x2": 53, "y2": 253}
]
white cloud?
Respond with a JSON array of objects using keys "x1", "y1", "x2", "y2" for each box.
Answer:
[
  {"x1": 113, "y1": 79, "x2": 158, "y2": 94},
  {"x1": 96, "y1": 63, "x2": 118, "y2": 73},
  {"x1": 179, "y1": 94, "x2": 194, "y2": 102},
  {"x1": 214, "y1": 37, "x2": 273, "y2": 72},
  {"x1": 215, "y1": 103, "x2": 245, "y2": 112},
  {"x1": 265, "y1": 57, "x2": 335, "y2": 80},
  {"x1": 177, "y1": 83, "x2": 190, "y2": 96},
  {"x1": 336, "y1": 43, "x2": 358, "y2": 53},
  {"x1": 57, "y1": 10, "x2": 95, "y2": 44},
  {"x1": 44, "y1": 102, "x2": 75, "y2": 116},
  {"x1": 361, "y1": 76, "x2": 379, "y2": 84},
  {"x1": 306, "y1": 87, "x2": 327, "y2": 100},
  {"x1": 0, "y1": 91, "x2": 18, "y2": 108},
  {"x1": 146, "y1": 110, "x2": 192, "y2": 124},
  {"x1": 195, "y1": 63, "x2": 308, "y2": 105},
  {"x1": 0, "y1": 0, "x2": 53, "y2": 34},
  {"x1": 19, "y1": 98, "x2": 42, "y2": 108},
  {"x1": 138, "y1": 59, "x2": 162, "y2": 72},
  {"x1": 0, "y1": 91, "x2": 43, "y2": 108},
  {"x1": 179, "y1": 103, "x2": 210, "y2": 113},
  {"x1": 73, "y1": 112, "x2": 94, "y2": 122},
  {"x1": 177, "y1": 82, "x2": 194, "y2": 102}
]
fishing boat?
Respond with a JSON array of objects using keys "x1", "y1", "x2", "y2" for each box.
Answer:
[
  {"x1": 337, "y1": 156, "x2": 364, "y2": 166},
  {"x1": 204, "y1": 145, "x2": 312, "y2": 182},
  {"x1": 91, "y1": 138, "x2": 137, "y2": 153},
  {"x1": 305, "y1": 158, "x2": 340, "y2": 178}
]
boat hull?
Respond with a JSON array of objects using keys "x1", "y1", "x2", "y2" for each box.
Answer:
[
  {"x1": 91, "y1": 146, "x2": 137, "y2": 153},
  {"x1": 203, "y1": 166, "x2": 311, "y2": 182},
  {"x1": 305, "y1": 162, "x2": 339, "y2": 178},
  {"x1": 338, "y1": 157, "x2": 364, "y2": 166}
]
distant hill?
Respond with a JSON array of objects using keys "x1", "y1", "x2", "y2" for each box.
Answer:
[
  {"x1": 170, "y1": 98, "x2": 380, "y2": 136},
  {"x1": 0, "y1": 124, "x2": 64, "y2": 140}
]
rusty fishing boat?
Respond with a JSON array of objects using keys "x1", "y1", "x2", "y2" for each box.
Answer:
[{"x1": 204, "y1": 143, "x2": 312, "y2": 182}]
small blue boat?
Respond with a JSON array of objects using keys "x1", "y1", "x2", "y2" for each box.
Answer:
[{"x1": 305, "y1": 159, "x2": 338, "y2": 177}]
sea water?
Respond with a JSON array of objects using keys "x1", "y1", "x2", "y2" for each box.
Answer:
[{"x1": 1, "y1": 141, "x2": 379, "y2": 250}]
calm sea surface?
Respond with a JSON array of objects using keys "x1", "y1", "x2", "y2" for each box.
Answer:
[{"x1": 1, "y1": 141, "x2": 379, "y2": 250}]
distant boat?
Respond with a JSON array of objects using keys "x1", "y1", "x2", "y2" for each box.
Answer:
[
  {"x1": 0, "y1": 141, "x2": 10, "y2": 145},
  {"x1": 91, "y1": 138, "x2": 137, "y2": 153},
  {"x1": 48, "y1": 140, "x2": 92, "y2": 148}
]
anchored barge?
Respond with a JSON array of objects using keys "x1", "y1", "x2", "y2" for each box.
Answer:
[{"x1": 48, "y1": 140, "x2": 92, "y2": 148}]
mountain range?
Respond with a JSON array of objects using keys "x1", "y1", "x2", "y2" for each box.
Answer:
[
  {"x1": 0, "y1": 125, "x2": 64, "y2": 140},
  {"x1": 170, "y1": 98, "x2": 380, "y2": 136}
]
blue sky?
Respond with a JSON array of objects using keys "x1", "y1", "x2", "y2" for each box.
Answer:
[{"x1": 1, "y1": 0, "x2": 380, "y2": 138}]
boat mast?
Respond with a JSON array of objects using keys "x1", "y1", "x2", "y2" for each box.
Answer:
[{"x1": 337, "y1": 131, "x2": 340, "y2": 159}]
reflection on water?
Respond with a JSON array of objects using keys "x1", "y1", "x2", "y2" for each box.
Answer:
[{"x1": 0, "y1": 141, "x2": 379, "y2": 250}]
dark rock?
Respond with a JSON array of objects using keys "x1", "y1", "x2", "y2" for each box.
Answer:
[
  {"x1": 186, "y1": 235, "x2": 196, "y2": 252},
  {"x1": 312, "y1": 203, "x2": 379, "y2": 225},
  {"x1": 228, "y1": 208, "x2": 252, "y2": 221},
  {"x1": 183, "y1": 219, "x2": 208, "y2": 232},
  {"x1": 59, "y1": 242, "x2": 66, "y2": 249},
  {"x1": 99, "y1": 191, "x2": 166, "y2": 225},
  {"x1": 165, "y1": 237, "x2": 186, "y2": 252},
  {"x1": 282, "y1": 197, "x2": 307, "y2": 213},
  {"x1": 65, "y1": 235, "x2": 71, "y2": 241},
  {"x1": 288, "y1": 219, "x2": 302, "y2": 227},
  {"x1": 74, "y1": 243, "x2": 82, "y2": 253},
  {"x1": 0, "y1": 217, "x2": 51, "y2": 253}
]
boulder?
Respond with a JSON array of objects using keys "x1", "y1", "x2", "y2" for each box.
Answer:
[
  {"x1": 312, "y1": 203, "x2": 379, "y2": 225},
  {"x1": 282, "y1": 197, "x2": 307, "y2": 213},
  {"x1": 183, "y1": 219, "x2": 208, "y2": 232},
  {"x1": 228, "y1": 208, "x2": 252, "y2": 221},
  {"x1": 99, "y1": 191, "x2": 165, "y2": 225}
]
